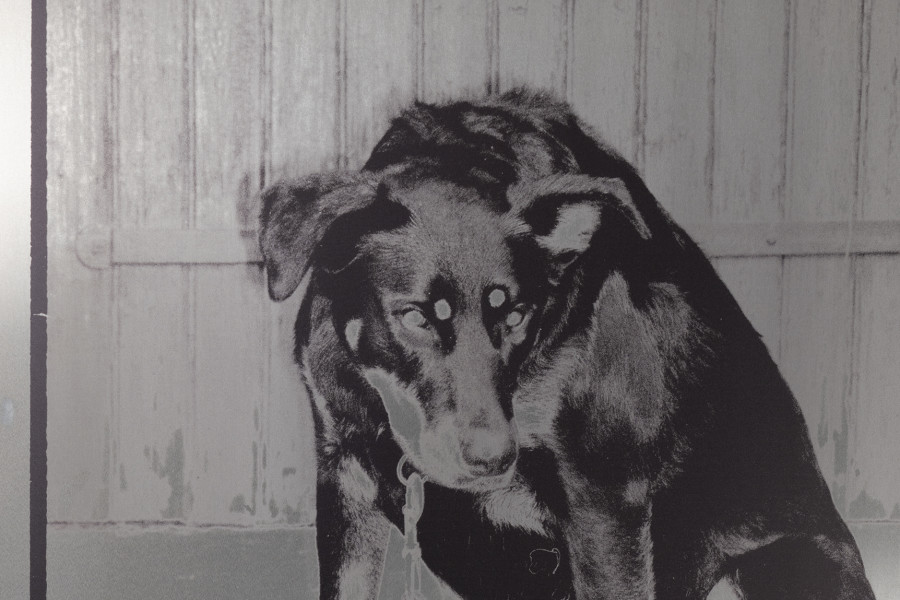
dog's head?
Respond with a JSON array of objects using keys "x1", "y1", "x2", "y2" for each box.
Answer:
[{"x1": 259, "y1": 169, "x2": 648, "y2": 490}]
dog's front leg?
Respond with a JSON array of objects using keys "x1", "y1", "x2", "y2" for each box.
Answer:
[
  {"x1": 316, "y1": 457, "x2": 391, "y2": 600},
  {"x1": 563, "y1": 479, "x2": 655, "y2": 600}
]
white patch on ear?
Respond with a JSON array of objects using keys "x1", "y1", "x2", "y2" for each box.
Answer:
[
  {"x1": 344, "y1": 319, "x2": 362, "y2": 352},
  {"x1": 537, "y1": 203, "x2": 600, "y2": 254}
]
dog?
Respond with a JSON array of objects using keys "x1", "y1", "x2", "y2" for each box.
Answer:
[{"x1": 259, "y1": 89, "x2": 875, "y2": 600}]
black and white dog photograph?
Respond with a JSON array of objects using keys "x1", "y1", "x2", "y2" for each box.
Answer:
[{"x1": 38, "y1": 1, "x2": 900, "y2": 599}]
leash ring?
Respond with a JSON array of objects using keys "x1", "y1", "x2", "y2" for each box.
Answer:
[
  {"x1": 396, "y1": 454, "x2": 426, "y2": 486},
  {"x1": 397, "y1": 454, "x2": 411, "y2": 486}
]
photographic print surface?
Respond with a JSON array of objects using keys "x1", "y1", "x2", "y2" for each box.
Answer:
[{"x1": 46, "y1": 1, "x2": 900, "y2": 599}]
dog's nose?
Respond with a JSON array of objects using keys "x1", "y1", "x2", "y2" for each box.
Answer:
[{"x1": 461, "y1": 428, "x2": 517, "y2": 476}]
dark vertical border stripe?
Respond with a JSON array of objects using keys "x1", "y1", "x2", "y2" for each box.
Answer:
[{"x1": 31, "y1": 0, "x2": 49, "y2": 597}]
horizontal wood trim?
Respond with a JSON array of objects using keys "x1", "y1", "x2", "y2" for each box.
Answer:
[
  {"x1": 688, "y1": 221, "x2": 900, "y2": 258},
  {"x1": 76, "y1": 228, "x2": 263, "y2": 268},
  {"x1": 75, "y1": 221, "x2": 900, "y2": 268},
  {"x1": 115, "y1": 229, "x2": 261, "y2": 264}
]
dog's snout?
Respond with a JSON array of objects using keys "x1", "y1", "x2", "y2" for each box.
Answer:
[{"x1": 461, "y1": 427, "x2": 517, "y2": 476}]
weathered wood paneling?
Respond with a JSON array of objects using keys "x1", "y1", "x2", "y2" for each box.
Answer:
[
  {"x1": 191, "y1": 0, "x2": 267, "y2": 526},
  {"x1": 850, "y1": 0, "x2": 900, "y2": 521},
  {"x1": 111, "y1": 0, "x2": 195, "y2": 522},
  {"x1": 422, "y1": 0, "x2": 493, "y2": 101},
  {"x1": 113, "y1": 266, "x2": 194, "y2": 520},
  {"x1": 47, "y1": 0, "x2": 116, "y2": 522},
  {"x1": 711, "y1": 0, "x2": 788, "y2": 358},
  {"x1": 710, "y1": 0, "x2": 788, "y2": 223},
  {"x1": 268, "y1": 0, "x2": 340, "y2": 180},
  {"x1": 496, "y1": 0, "x2": 568, "y2": 95},
  {"x1": 860, "y1": 0, "x2": 900, "y2": 214},
  {"x1": 569, "y1": 0, "x2": 642, "y2": 163},
  {"x1": 193, "y1": 266, "x2": 268, "y2": 524},
  {"x1": 263, "y1": 0, "x2": 342, "y2": 526},
  {"x1": 345, "y1": 0, "x2": 419, "y2": 169},
  {"x1": 194, "y1": 0, "x2": 265, "y2": 229},
  {"x1": 644, "y1": 0, "x2": 716, "y2": 223},
  {"x1": 264, "y1": 290, "x2": 317, "y2": 525},
  {"x1": 850, "y1": 258, "x2": 900, "y2": 520},
  {"x1": 780, "y1": 0, "x2": 863, "y2": 516},
  {"x1": 781, "y1": 256, "x2": 854, "y2": 510}
]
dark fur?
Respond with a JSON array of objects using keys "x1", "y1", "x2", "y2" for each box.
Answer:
[{"x1": 259, "y1": 90, "x2": 875, "y2": 599}]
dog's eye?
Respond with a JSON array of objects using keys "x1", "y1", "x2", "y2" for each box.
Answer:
[
  {"x1": 505, "y1": 306, "x2": 527, "y2": 328},
  {"x1": 400, "y1": 307, "x2": 428, "y2": 330}
]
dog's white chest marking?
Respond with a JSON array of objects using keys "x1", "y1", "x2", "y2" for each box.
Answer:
[{"x1": 479, "y1": 483, "x2": 549, "y2": 535}]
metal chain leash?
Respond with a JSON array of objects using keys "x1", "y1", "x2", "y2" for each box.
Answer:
[{"x1": 397, "y1": 456, "x2": 428, "y2": 600}]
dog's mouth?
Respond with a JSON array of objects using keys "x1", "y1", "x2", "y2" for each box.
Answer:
[
  {"x1": 363, "y1": 367, "x2": 518, "y2": 491},
  {"x1": 406, "y1": 418, "x2": 520, "y2": 491},
  {"x1": 405, "y1": 416, "x2": 519, "y2": 491},
  {"x1": 450, "y1": 463, "x2": 518, "y2": 492},
  {"x1": 407, "y1": 441, "x2": 518, "y2": 492}
]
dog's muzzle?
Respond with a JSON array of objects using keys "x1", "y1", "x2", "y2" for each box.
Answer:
[{"x1": 460, "y1": 426, "x2": 518, "y2": 477}]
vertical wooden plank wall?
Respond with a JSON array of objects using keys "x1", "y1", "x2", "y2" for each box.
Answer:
[
  {"x1": 644, "y1": 0, "x2": 716, "y2": 225},
  {"x1": 191, "y1": 0, "x2": 266, "y2": 525},
  {"x1": 497, "y1": 0, "x2": 568, "y2": 94},
  {"x1": 423, "y1": 0, "x2": 492, "y2": 101},
  {"x1": 47, "y1": 0, "x2": 115, "y2": 523},
  {"x1": 781, "y1": 0, "x2": 862, "y2": 515},
  {"x1": 852, "y1": 0, "x2": 900, "y2": 522},
  {"x1": 265, "y1": 0, "x2": 341, "y2": 526},
  {"x1": 711, "y1": 0, "x2": 787, "y2": 358},
  {"x1": 47, "y1": 0, "x2": 900, "y2": 596},
  {"x1": 569, "y1": 0, "x2": 642, "y2": 164},
  {"x1": 345, "y1": 0, "x2": 419, "y2": 169},
  {"x1": 112, "y1": 0, "x2": 195, "y2": 521},
  {"x1": 850, "y1": 6, "x2": 900, "y2": 595}
]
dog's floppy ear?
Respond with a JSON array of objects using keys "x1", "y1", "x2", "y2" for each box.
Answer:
[
  {"x1": 258, "y1": 172, "x2": 382, "y2": 301},
  {"x1": 510, "y1": 174, "x2": 650, "y2": 278}
]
